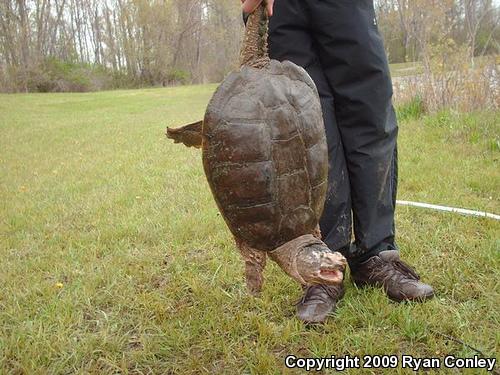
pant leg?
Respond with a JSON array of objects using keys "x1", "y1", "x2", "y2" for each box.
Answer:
[
  {"x1": 307, "y1": 0, "x2": 399, "y2": 266},
  {"x1": 268, "y1": 0, "x2": 352, "y2": 253}
]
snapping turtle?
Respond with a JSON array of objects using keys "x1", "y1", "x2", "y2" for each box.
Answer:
[{"x1": 166, "y1": 3, "x2": 346, "y2": 294}]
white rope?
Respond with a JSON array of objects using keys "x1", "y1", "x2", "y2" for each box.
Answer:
[{"x1": 396, "y1": 200, "x2": 500, "y2": 220}]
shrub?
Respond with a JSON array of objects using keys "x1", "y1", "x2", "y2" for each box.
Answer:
[
  {"x1": 1, "y1": 57, "x2": 139, "y2": 93},
  {"x1": 165, "y1": 69, "x2": 190, "y2": 85},
  {"x1": 393, "y1": 43, "x2": 499, "y2": 114},
  {"x1": 396, "y1": 95, "x2": 425, "y2": 121}
]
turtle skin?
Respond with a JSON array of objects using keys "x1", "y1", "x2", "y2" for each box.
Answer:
[{"x1": 202, "y1": 59, "x2": 328, "y2": 251}]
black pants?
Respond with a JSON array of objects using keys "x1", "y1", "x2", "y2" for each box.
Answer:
[{"x1": 268, "y1": 0, "x2": 399, "y2": 267}]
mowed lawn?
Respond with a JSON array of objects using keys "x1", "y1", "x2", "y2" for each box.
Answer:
[{"x1": 0, "y1": 86, "x2": 498, "y2": 374}]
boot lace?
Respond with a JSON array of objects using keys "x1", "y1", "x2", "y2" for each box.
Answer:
[
  {"x1": 295, "y1": 284, "x2": 341, "y2": 306},
  {"x1": 370, "y1": 258, "x2": 420, "y2": 284}
]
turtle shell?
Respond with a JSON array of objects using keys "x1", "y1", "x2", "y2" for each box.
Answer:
[{"x1": 202, "y1": 60, "x2": 328, "y2": 251}]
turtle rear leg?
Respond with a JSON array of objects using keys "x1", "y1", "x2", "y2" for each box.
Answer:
[
  {"x1": 165, "y1": 120, "x2": 203, "y2": 148},
  {"x1": 235, "y1": 239, "x2": 267, "y2": 296}
]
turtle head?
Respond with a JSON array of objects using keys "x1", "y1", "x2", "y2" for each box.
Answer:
[
  {"x1": 269, "y1": 235, "x2": 347, "y2": 286},
  {"x1": 295, "y1": 242, "x2": 347, "y2": 285}
]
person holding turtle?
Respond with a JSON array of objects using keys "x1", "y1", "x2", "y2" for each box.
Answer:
[{"x1": 241, "y1": 0, "x2": 434, "y2": 324}]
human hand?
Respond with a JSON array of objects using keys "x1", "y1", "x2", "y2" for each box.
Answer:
[{"x1": 241, "y1": 0, "x2": 274, "y2": 17}]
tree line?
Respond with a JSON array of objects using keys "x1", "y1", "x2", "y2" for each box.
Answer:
[
  {"x1": 0, "y1": 0, "x2": 498, "y2": 92},
  {"x1": 376, "y1": 0, "x2": 499, "y2": 65}
]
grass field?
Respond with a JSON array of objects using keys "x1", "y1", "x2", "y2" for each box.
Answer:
[{"x1": 0, "y1": 86, "x2": 499, "y2": 374}]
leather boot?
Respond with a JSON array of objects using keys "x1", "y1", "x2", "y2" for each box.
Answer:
[
  {"x1": 351, "y1": 250, "x2": 434, "y2": 302},
  {"x1": 296, "y1": 284, "x2": 345, "y2": 324}
]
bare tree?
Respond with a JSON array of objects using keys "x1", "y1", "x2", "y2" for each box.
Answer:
[{"x1": 0, "y1": 0, "x2": 497, "y2": 92}]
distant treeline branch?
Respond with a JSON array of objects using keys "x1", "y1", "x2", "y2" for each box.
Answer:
[{"x1": 0, "y1": 0, "x2": 498, "y2": 92}]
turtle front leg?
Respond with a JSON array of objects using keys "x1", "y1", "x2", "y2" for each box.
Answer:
[
  {"x1": 312, "y1": 225, "x2": 322, "y2": 240},
  {"x1": 235, "y1": 239, "x2": 267, "y2": 296}
]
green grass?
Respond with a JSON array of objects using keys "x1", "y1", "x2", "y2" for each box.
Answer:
[{"x1": 0, "y1": 86, "x2": 499, "y2": 374}]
